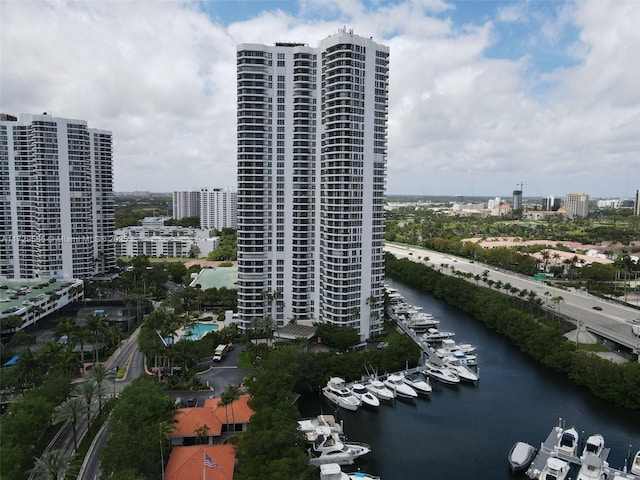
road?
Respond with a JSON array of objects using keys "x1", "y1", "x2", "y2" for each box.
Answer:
[{"x1": 385, "y1": 243, "x2": 640, "y2": 353}]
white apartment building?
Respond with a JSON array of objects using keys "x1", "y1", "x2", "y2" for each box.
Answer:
[
  {"x1": 200, "y1": 188, "x2": 237, "y2": 230},
  {"x1": 236, "y1": 29, "x2": 389, "y2": 339},
  {"x1": 564, "y1": 193, "x2": 590, "y2": 218},
  {"x1": 0, "y1": 113, "x2": 115, "y2": 279},
  {"x1": 114, "y1": 224, "x2": 219, "y2": 259},
  {"x1": 172, "y1": 190, "x2": 201, "y2": 220}
]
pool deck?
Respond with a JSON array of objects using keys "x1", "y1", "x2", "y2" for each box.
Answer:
[{"x1": 175, "y1": 317, "x2": 225, "y2": 341}]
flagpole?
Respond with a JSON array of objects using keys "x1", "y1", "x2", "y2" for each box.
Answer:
[{"x1": 203, "y1": 450, "x2": 206, "y2": 480}]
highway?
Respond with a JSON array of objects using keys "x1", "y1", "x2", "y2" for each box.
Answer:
[{"x1": 385, "y1": 243, "x2": 640, "y2": 354}]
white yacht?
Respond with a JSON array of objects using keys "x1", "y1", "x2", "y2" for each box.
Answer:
[
  {"x1": 539, "y1": 457, "x2": 570, "y2": 480},
  {"x1": 557, "y1": 427, "x2": 579, "y2": 457},
  {"x1": 576, "y1": 453, "x2": 607, "y2": 480},
  {"x1": 383, "y1": 373, "x2": 418, "y2": 399},
  {"x1": 349, "y1": 383, "x2": 380, "y2": 408},
  {"x1": 421, "y1": 328, "x2": 455, "y2": 343},
  {"x1": 308, "y1": 427, "x2": 371, "y2": 466},
  {"x1": 402, "y1": 371, "x2": 432, "y2": 395},
  {"x1": 443, "y1": 358, "x2": 478, "y2": 383},
  {"x1": 319, "y1": 463, "x2": 381, "y2": 480},
  {"x1": 298, "y1": 414, "x2": 344, "y2": 442},
  {"x1": 581, "y1": 433, "x2": 605, "y2": 459},
  {"x1": 631, "y1": 450, "x2": 640, "y2": 476},
  {"x1": 422, "y1": 363, "x2": 460, "y2": 385},
  {"x1": 323, "y1": 377, "x2": 361, "y2": 411},
  {"x1": 441, "y1": 350, "x2": 478, "y2": 366},
  {"x1": 436, "y1": 338, "x2": 476, "y2": 356},
  {"x1": 365, "y1": 378, "x2": 395, "y2": 401},
  {"x1": 405, "y1": 312, "x2": 440, "y2": 331}
]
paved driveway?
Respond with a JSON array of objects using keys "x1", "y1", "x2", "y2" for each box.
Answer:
[{"x1": 168, "y1": 345, "x2": 250, "y2": 407}]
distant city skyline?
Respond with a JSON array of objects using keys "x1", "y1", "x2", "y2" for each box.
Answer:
[{"x1": 2, "y1": 1, "x2": 639, "y2": 197}]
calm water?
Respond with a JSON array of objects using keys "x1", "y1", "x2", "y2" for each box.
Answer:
[{"x1": 299, "y1": 279, "x2": 640, "y2": 479}]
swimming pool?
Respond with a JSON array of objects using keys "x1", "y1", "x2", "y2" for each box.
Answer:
[{"x1": 182, "y1": 322, "x2": 219, "y2": 341}]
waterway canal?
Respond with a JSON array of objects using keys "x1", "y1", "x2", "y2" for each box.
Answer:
[{"x1": 299, "y1": 279, "x2": 640, "y2": 479}]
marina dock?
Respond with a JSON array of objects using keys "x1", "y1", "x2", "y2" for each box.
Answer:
[{"x1": 526, "y1": 420, "x2": 638, "y2": 479}]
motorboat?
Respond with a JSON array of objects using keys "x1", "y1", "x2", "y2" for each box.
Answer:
[
  {"x1": 323, "y1": 377, "x2": 361, "y2": 411},
  {"x1": 557, "y1": 427, "x2": 579, "y2": 457},
  {"x1": 631, "y1": 450, "x2": 640, "y2": 475},
  {"x1": 421, "y1": 327, "x2": 455, "y2": 343},
  {"x1": 383, "y1": 373, "x2": 418, "y2": 399},
  {"x1": 581, "y1": 433, "x2": 605, "y2": 458},
  {"x1": 436, "y1": 338, "x2": 476, "y2": 355},
  {"x1": 298, "y1": 415, "x2": 344, "y2": 441},
  {"x1": 402, "y1": 371, "x2": 432, "y2": 395},
  {"x1": 443, "y1": 358, "x2": 478, "y2": 383},
  {"x1": 508, "y1": 441, "x2": 537, "y2": 473},
  {"x1": 365, "y1": 378, "x2": 395, "y2": 401},
  {"x1": 349, "y1": 383, "x2": 380, "y2": 408},
  {"x1": 422, "y1": 363, "x2": 460, "y2": 385},
  {"x1": 440, "y1": 349, "x2": 478, "y2": 366},
  {"x1": 405, "y1": 312, "x2": 440, "y2": 331},
  {"x1": 308, "y1": 427, "x2": 371, "y2": 466},
  {"x1": 539, "y1": 457, "x2": 570, "y2": 480},
  {"x1": 319, "y1": 463, "x2": 381, "y2": 480},
  {"x1": 576, "y1": 453, "x2": 607, "y2": 480}
]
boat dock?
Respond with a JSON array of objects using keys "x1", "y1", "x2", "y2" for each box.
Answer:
[{"x1": 526, "y1": 421, "x2": 638, "y2": 479}]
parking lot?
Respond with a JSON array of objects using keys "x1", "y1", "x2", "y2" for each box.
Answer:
[{"x1": 167, "y1": 345, "x2": 249, "y2": 407}]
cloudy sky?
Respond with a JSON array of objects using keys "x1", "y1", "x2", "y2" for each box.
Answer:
[{"x1": 1, "y1": 0, "x2": 639, "y2": 198}]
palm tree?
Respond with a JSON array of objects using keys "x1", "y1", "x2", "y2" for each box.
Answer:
[
  {"x1": 16, "y1": 347, "x2": 43, "y2": 391},
  {"x1": 540, "y1": 250, "x2": 551, "y2": 272},
  {"x1": 84, "y1": 314, "x2": 108, "y2": 364},
  {"x1": 75, "y1": 380, "x2": 99, "y2": 427},
  {"x1": 54, "y1": 347, "x2": 83, "y2": 378},
  {"x1": 54, "y1": 397, "x2": 85, "y2": 451},
  {"x1": 88, "y1": 364, "x2": 113, "y2": 411},
  {"x1": 194, "y1": 424, "x2": 210, "y2": 444},
  {"x1": 551, "y1": 295, "x2": 564, "y2": 313},
  {"x1": 218, "y1": 384, "x2": 241, "y2": 433},
  {"x1": 32, "y1": 449, "x2": 72, "y2": 479},
  {"x1": 53, "y1": 317, "x2": 77, "y2": 347},
  {"x1": 73, "y1": 326, "x2": 90, "y2": 374}
]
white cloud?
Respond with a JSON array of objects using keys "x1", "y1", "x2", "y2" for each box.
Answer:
[{"x1": 1, "y1": 0, "x2": 638, "y2": 198}]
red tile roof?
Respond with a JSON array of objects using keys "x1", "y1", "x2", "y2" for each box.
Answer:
[
  {"x1": 165, "y1": 445, "x2": 235, "y2": 480},
  {"x1": 170, "y1": 407, "x2": 222, "y2": 438},
  {"x1": 203, "y1": 395, "x2": 254, "y2": 425},
  {"x1": 170, "y1": 396, "x2": 254, "y2": 440}
]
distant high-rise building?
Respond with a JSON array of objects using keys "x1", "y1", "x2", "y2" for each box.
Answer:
[
  {"x1": 512, "y1": 190, "x2": 522, "y2": 210},
  {"x1": 564, "y1": 193, "x2": 590, "y2": 218},
  {"x1": 172, "y1": 190, "x2": 201, "y2": 220},
  {"x1": 0, "y1": 113, "x2": 115, "y2": 279},
  {"x1": 236, "y1": 29, "x2": 389, "y2": 339},
  {"x1": 542, "y1": 195, "x2": 561, "y2": 211},
  {"x1": 200, "y1": 188, "x2": 237, "y2": 231},
  {"x1": 635, "y1": 189, "x2": 640, "y2": 216}
]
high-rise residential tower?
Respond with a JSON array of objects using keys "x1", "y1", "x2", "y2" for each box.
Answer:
[
  {"x1": 635, "y1": 189, "x2": 640, "y2": 216},
  {"x1": 172, "y1": 189, "x2": 201, "y2": 220},
  {"x1": 0, "y1": 113, "x2": 115, "y2": 279},
  {"x1": 236, "y1": 29, "x2": 389, "y2": 339},
  {"x1": 564, "y1": 192, "x2": 590, "y2": 218},
  {"x1": 200, "y1": 188, "x2": 237, "y2": 230},
  {"x1": 512, "y1": 190, "x2": 522, "y2": 210}
]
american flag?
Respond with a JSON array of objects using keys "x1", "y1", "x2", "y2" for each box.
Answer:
[{"x1": 204, "y1": 453, "x2": 221, "y2": 471}]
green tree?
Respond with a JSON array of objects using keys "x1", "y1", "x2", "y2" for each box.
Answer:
[
  {"x1": 32, "y1": 449, "x2": 73, "y2": 480},
  {"x1": 75, "y1": 380, "x2": 99, "y2": 428},
  {"x1": 88, "y1": 363, "x2": 113, "y2": 412},
  {"x1": 54, "y1": 397, "x2": 85, "y2": 451},
  {"x1": 100, "y1": 376, "x2": 175, "y2": 479}
]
